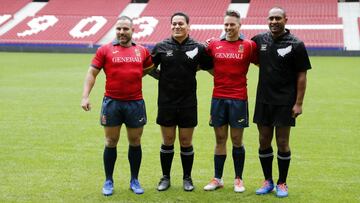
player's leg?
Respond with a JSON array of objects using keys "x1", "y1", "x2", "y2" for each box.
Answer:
[
  {"x1": 275, "y1": 126, "x2": 291, "y2": 197},
  {"x1": 229, "y1": 99, "x2": 248, "y2": 193},
  {"x1": 178, "y1": 106, "x2": 197, "y2": 191},
  {"x1": 254, "y1": 102, "x2": 275, "y2": 195},
  {"x1": 156, "y1": 107, "x2": 177, "y2": 191},
  {"x1": 126, "y1": 126, "x2": 144, "y2": 194},
  {"x1": 100, "y1": 96, "x2": 122, "y2": 196},
  {"x1": 204, "y1": 98, "x2": 228, "y2": 191},
  {"x1": 178, "y1": 127, "x2": 195, "y2": 191},
  {"x1": 273, "y1": 104, "x2": 294, "y2": 197},
  {"x1": 102, "y1": 126, "x2": 121, "y2": 195},
  {"x1": 124, "y1": 99, "x2": 147, "y2": 194},
  {"x1": 157, "y1": 125, "x2": 176, "y2": 191}
]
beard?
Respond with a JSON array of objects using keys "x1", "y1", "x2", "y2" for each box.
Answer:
[{"x1": 117, "y1": 35, "x2": 131, "y2": 45}]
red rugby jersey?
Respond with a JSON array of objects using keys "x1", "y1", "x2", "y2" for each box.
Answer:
[
  {"x1": 91, "y1": 41, "x2": 153, "y2": 100},
  {"x1": 207, "y1": 38, "x2": 258, "y2": 100}
]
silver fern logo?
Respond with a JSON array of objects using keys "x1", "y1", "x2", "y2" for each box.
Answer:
[
  {"x1": 277, "y1": 45, "x2": 292, "y2": 57},
  {"x1": 186, "y1": 47, "x2": 198, "y2": 59}
]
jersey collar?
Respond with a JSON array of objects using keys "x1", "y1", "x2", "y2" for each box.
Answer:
[
  {"x1": 220, "y1": 33, "x2": 245, "y2": 41},
  {"x1": 171, "y1": 36, "x2": 190, "y2": 45}
]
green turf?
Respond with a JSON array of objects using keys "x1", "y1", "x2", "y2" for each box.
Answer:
[{"x1": 0, "y1": 52, "x2": 359, "y2": 202}]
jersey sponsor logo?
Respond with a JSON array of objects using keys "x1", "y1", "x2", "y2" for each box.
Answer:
[
  {"x1": 135, "y1": 48, "x2": 141, "y2": 57},
  {"x1": 260, "y1": 44, "x2": 267, "y2": 51},
  {"x1": 238, "y1": 44, "x2": 244, "y2": 53},
  {"x1": 214, "y1": 52, "x2": 243, "y2": 59},
  {"x1": 277, "y1": 45, "x2": 292, "y2": 57},
  {"x1": 186, "y1": 47, "x2": 198, "y2": 59},
  {"x1": 215, "y1": 46, "x2": 223, "y2": 50},
  {"x1": 112, "y1": 50, "x2": 119, "y2": 54},
  {"x1": 166, "y1": 50, "x2": 173, "y2": 57},
  {"x1": 112, "y1": 56, "x2": 141, "y2": 63}
]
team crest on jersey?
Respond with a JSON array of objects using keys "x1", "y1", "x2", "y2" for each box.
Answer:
[
  {"x1": 134, "y1": 48, "x2": 141, "y2": 57},
  {"x1": 261, "y1": 44, "x2": 267, "y2": 51},
  {"x1": 238, "y1": 44, "x2": 244, "y2": 53},
  {"x1": 166, "y1": 50, "x2": 173, "y2": 57}
]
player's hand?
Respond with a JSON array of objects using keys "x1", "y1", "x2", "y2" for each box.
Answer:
[
  {"x1": 204, "y1": 37, "x2": 215, "y2": 48},
  {"x1": 292, "y1": 104, "x2": 302, "y2": 118},
  {"x1": 81, "y1": 97, "x2": 91, "y2": 111}
]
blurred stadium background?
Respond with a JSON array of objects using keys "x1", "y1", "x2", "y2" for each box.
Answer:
[{"x1": 0, "y1": 0, "x2": 359, "y2": 55}]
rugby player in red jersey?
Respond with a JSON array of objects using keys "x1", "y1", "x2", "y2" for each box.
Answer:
[
  {"x1": 81, "y1": 16, "x2": 153, "y2": 196},
  {"x1": 203, "y1": 10, "x2": 258, "y2": 193}
]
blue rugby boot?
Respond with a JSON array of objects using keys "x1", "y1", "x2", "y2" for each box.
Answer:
[
  {"x1": 102, "y1": 180, "x2": 114, "y2": 196},
  {"x1": 130, "y1": 178, "x2": 144, "y2": 194},
  {"x1": 276, "y1": 183, "x2": 288, "y2": 198},
  {"x1": 255, "y1": 179, "x2": 274, "y2": 195}
]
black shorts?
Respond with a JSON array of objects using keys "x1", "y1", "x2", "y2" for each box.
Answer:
[
  {"x1": 253, "y1": 102, "x2": 295, "y2": 127},
  {"x1": 157, "y1": 106, "x2": 197, "y2": 128}
]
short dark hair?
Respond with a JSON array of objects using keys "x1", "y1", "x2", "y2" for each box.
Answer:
[
  {"x1": 171, "y1": 12, "x2": 189, "y2": 24},
  {"x1": 117, "y1": 16, "x2": 133, "y2": 26},
  {"x1": 225, "y1": 10, "x2": 241, "y2": 19}
]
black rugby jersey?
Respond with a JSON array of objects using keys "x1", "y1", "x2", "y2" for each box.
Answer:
[
  {"x1": 251, "y1": 30, "x2": 311, "y2": 105},
  {"x1": 151, "y1": 37, "x2": 213, "y2": 108}
]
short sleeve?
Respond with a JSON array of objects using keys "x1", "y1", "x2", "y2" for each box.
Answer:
[
  {"x1": 141, "y1": 47, "x2": 153, "y2": 69},
  {"x1": 91, "y1": 46, "x2": 105, "y2": 69},
  {"x1": 294, "y1": 42, "x2": 312, "y2": 72}
]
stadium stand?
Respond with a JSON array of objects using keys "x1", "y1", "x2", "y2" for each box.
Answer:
[
  {"x1": 35, "y1": 0, "x2": 129, "y2": 16},
  {"x1": 247, "y1": 0, "x2": 338, "y2": 18},
  {"x1": 243, "y1": 0, "x2": 344, "y2": 49},
  {"x1": 0, "y1": 0, "x2": 358, "y2": 52},
  {"x1": 140, "y1": 0, "x2": 230, "y2": 17},
  {"x1": 134, "y1": 0, "x2": 230, "y2": 46},
  {"x1": 0, "y1": 0, "x2": 129, "y2": 45},
  {"x1": 0, "y1": 0, "x2": 31, "y2": 14}
]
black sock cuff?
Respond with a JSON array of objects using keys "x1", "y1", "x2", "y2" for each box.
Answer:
[
  {"x1": 105, "y1": 146, "x2": 117, "y2": 151},
  {"x1": 129, "y1": 145, "x2": 141, "y2": 151},
  {"x1": 180, "y1": 146, "x2": 194, "y2": 155},
  {"x1": 259, "y1": 147, "x2": 273, "y2": 158},
  {"x1": 215, "y1": 154, "x2": 227, "y2": 159},
  {"x1": 233, "y1": 145, "x2": 245, "y2": 154},
  {"x1": 161, "y1": 144, "x2": 174, "y2": 153},
  {"x1": 277, "y1": 151, "x2": 291, "y2": 160}
]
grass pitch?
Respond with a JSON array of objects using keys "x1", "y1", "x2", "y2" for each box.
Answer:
[{"x1": 0, "y1": 52, "x2": 359, "y2": 202}]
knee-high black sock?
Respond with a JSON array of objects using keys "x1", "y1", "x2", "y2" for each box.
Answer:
[
  {"x1": 160, "y1": 144, "x2": 174, "y2": 178},
  {"x1": 180, "y1": 146, "x2": 194, "y2": 179},
  {"x1": 277, "y1": 151, "x2": 291, "y2": 184},
  {"x1": 103, "y1": 146, "x2": 117, "y2": 181},
  {"x1": 214, "y1": 154, "x2": 226, "y2": 179},
  {"x1": 259, "y1": 147, "x2": 273, "y2": 180},
  {"x1": 232, "y1": 145, "x2": 245, "y2": 179},
  {"x1": 128, "y1": 145, "x2": 142, "y2": 180}
]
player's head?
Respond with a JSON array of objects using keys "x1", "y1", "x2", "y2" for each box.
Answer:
[
  {"x1": 170, "y1": 12, "x2": 190, "y2": 41},
  {"x1": 115, "y1": 16, "x2": 134, "y2": 46},
  {"x1": 268, "y1": 7, "x2": 287, "y2": 37},
  {"x1": 224, "y1": 10, "x2": 241, "y2": 40}
]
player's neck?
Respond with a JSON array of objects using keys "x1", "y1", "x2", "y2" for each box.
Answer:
[{"x1": 173, "y1": 35, "x2": 188, "y2": 44}]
